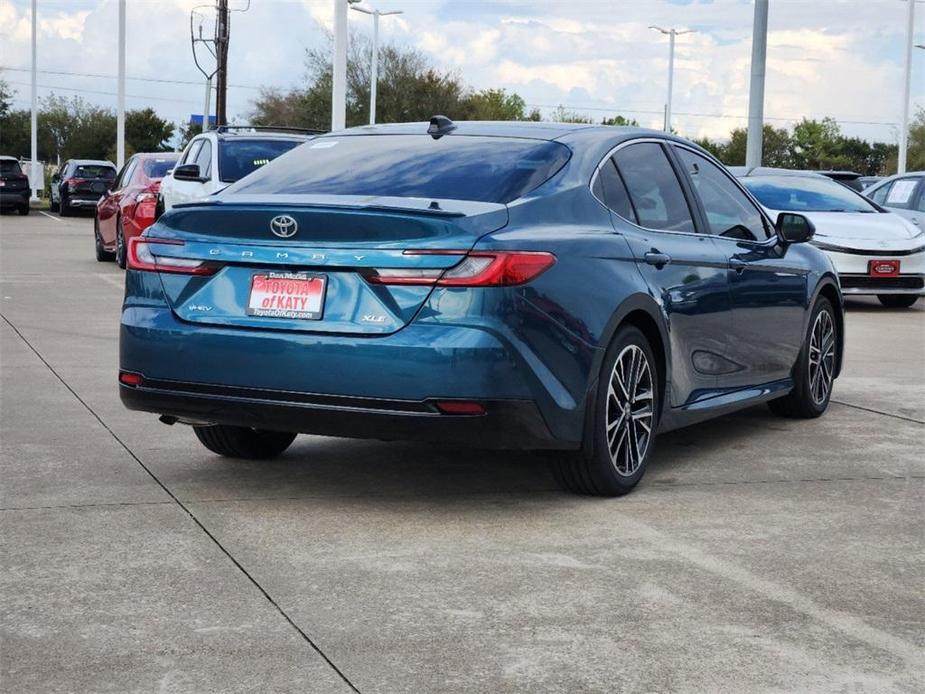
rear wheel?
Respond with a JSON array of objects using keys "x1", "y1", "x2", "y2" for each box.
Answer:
[
  {"x1": 769, "y1": 296, "x2": 837, "y2": 418},
  {"x1": 193, "y1": 425, "x2": 297, "y2": 459},
  {"x1": 94, "y1": 218, "x2": 115, "y2": 262},
  {"x1": 115, "y1": 217, "x2": 127, "y2": 269},
  {"x1": 877, "y1": 294, "x2": 918, "y2": 309},
  {"x1": 553, "y1": 325, "x2": 658, "y2": 496},
  {"x1": 18, "y1": 204, "x2": 29, "y2": 215},
  {"x1": 59, "y1": 194, "x2": 71, "y2": 216}
]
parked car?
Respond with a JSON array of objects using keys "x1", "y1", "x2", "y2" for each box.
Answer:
[
  {"x1": 120, "y1": 120, "x2": 843, "y2": 497},
  {"x1": 159, "y1": 126, "x2": 314, "y2": 213},
  {"x1": 858, "y1": 175, "x2": 885, "y2": 190},
  {"x1": 95, "y1": 152, "x2": 180, "y2": 267},
  {"x1": 738, "y1": 170, "x2": 924, "y2": 308},
  {"x1": 863, "y1": 172, "x2": 925, "y2": 230},
  {"x1": 0, "y1": 156, "x2": 31, "y2": 215},
  {"x1": 50, "y1": 159, "x2": 117, "y2": 216}
]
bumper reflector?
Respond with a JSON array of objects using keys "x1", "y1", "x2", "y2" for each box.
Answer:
[
  {"x1": 434, "y1": 400, "x2": 486, "y2": 415},
  {"x1": 119, "y1": 371, "x2": 144, "y2": 386}
]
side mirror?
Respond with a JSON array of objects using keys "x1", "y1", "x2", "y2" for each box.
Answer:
[
  {"x1": 776, "y1": 212, "x2": 815, "y2": 244},
  {"x1": 172, "y1": 163, "x2": 204, "y2": 182}
]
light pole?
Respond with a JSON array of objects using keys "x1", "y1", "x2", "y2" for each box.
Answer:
[
  {"x1": 331, "y1": 0, "x2": 351, "y2": 131},
  {"x1": 116, "y1": 0, "x2": 126, "y2": 169},
  {"x1": 745, "y1": 0, "x2": 769, "y2": 169},
  {"x1": 898, "y1": 0, "x2": 917, "y2": 173},
  {"x1": 649, "y1": 26, "x2": 694, "y2": 133},
  {"x1": 350, "y1": 3, "x2": 403, "y2": 125},
  {"x1": 29, "y1": 0, "x2": 37, "y2": 201}
]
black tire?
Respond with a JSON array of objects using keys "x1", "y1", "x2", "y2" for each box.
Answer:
[
  {"x1": 94, "y1": 218, "x2": 115, "y2": 262},
  {"x1": 877, "y1": 294, "x2": 918, "y2": 309},
  {"x1": 193, "y1": 425, "x2": 297, "y2": 459},
  {"x1": 59, "y1": 194, "x2": 71, "y2": 216},
  {"x1": 49, "y1": 197, "x2": 59, "y2": 213},
  {"x1": 18, "y1": 204, "x2": 30, "y2": 215},
  {"x1": 768, "y1": 296, "x2": 837, "y2": 419},
  {"x1": 115, "y1": 217, "x2": 127, "y2": 269},
  {"x1": 552, "y1": 324, "x2": 659, "y2": 496}
]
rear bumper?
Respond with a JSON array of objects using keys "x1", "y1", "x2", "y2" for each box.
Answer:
[
  {"x1": 0, "y1": 190, "x2": 29, "y2": 206},
  {"x1": 65, "y1": 196, "x2": 103, "y2": 207},
  {"x1": 120, "y1": 305, "x2": 588, "y2": 447},
  {"x1": 120, "y1": 379, "x2": 568, "y2": 449}
]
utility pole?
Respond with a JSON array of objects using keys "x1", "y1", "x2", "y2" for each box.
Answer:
[
  {"x1": 116, "y1": 0, "x2": 126, "y2": 169},
  {"x1": 745, "y1": 0, "x2": 769, "y2": 169},
  {"x1": 332, "y1": 0, "x2": 349, "y2": 130},
  {"x1": 215, "y1": 0, "x2": 230, "y2": 127},
  {"x1": 350, "y1": 3, "x2": 403, "y2": 125},
  {"x1": 649, "y1": 26, "x2": 694, "y2": 133},
  {"x1": 898, "y1": 0, "x2": 916, "y2": 174},
  {"x1": 29, "y1": 0, "x2": 38, "y2": 201}
]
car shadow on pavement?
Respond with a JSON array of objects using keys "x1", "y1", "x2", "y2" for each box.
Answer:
[{"x1": 174, "y1": 406, "x2": 779, "y2": 503}]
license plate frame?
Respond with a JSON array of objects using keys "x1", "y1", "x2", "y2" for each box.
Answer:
[
  {"x1": 246, "y1": 272, "x2": 327, "y2": 320},
  {"x1": 868, "y1": 259, "x2": 900, "y2": 277}
]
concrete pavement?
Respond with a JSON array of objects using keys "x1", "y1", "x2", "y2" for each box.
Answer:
[{"x1": 1, "y1": 210, "x2": 923, "y2": 693}]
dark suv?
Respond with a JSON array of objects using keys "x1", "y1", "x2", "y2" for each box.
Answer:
[
  {"x1": 0, "y1": 156, "x2": 31, "y2": 215},
  {"x1": 50, "y1": 159, "x2": 117, "y2": 216}
]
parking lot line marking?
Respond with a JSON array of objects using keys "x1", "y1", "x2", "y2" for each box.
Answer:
[
  {"x1": 95, "y1": 273, "x2": 124, "y2": 289},
  {"x1": 0, "y1": 312, "x2": 363, "y2": 694},
  {"x1": 38, "y1": 211, "x2": 63, "y2": 223},
  {"x1": 831, "y1": 399, "x2": 924, "y2": 425},
  {"x1": 628, "y1": 518, "x2": 925, "y2": 675}
]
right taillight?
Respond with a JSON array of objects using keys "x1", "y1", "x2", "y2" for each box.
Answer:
[
  {"x1": 366, "y1": 251, "x2": 556, "y2": 287},
  {"x1": 127, "y1": 237, "x2": 219, "y2": 275}
]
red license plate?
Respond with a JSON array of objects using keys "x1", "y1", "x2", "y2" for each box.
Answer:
[
  {"x1": 247, "y1": 272, "x2": 326, "y2": 320},
  {"x1": 868, "y1": 260, "x2": 900, "y2": 277}
]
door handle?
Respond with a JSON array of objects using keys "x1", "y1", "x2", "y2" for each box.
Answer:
[
  {"x1": 644, "y1": 252, "x2": 671, "y2": 268},
  {"x1": 730, "y1": 258, "x2": 747, "y2": 274}
]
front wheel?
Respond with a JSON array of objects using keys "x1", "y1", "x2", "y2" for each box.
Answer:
[
  {"x1": 877, "y1": 294, "x2": 919, "y2": 309},
  {"x1": 553, "y1": 324, "x2": 659, "y2": 496},
  {"x1": 94, "y1": 218, "x2": 115, "y2": 262},
  {"x1": 193, "y1": 425, "x2": 297, "y2": 459},
  {"x1": 769, "y1": 296, "x2": 837, "y2": 419}
]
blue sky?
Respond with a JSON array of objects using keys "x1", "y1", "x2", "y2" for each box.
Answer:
[{"x1": 1, "y1": 0, "x2": 922, "y2": 144}]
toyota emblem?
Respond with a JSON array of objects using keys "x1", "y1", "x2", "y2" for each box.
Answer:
[{"x1": 270, "y1": 215, "x2": 298, "y2": 238}]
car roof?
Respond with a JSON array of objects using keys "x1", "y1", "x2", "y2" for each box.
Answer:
[
  {"x1": 0, "y1": 155, "x2": 18, "y2": 161},
  {"x1": 334, "y1": 120, "x2": 601, "y2": 141},
  {"x1": 70, "y1": 159, "x2": 116, "y2": 166},
  {"x1": 132, "y1": 151, "x2": 180, "y2": 159},
  {"x1": 730, "y1": 166, "x2": 830, "y2": 180}
]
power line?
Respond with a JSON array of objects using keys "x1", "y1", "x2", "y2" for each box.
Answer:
[
  {"x1": 0, "y1": 65, "x2": 263, "y2": 91},
  {"x1": 5, "y1": 79, "x2": 201, "y2": 106}
]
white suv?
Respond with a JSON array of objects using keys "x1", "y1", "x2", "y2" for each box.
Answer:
[{"x1": 159, "y1": 127, "x2": 314, "y2": 212}]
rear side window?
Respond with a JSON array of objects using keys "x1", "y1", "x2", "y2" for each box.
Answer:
[
  {"x1": 593, "y1": 158, "x2": 636, "y2": 223},
  {"x1": 675, "y1": 147, "x2": 769, "y2": 240},
  {"x1": 226, "y1": 135, "x2": 571, "y2": 203},
  {"x1": 882, "y1": 178, "x2": 919, "y2": 210},
  {"x1": 219, "y1": 138, "x2": 302, "y2": 183},
  {"x1": 613, "y1": 143, "x2": 695, "y2": 233}
]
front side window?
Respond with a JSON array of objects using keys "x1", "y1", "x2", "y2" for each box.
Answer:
[
  {"x1": 225, "y1": 135, "x2": 570, "y2": 202},
  {"x1": 116, "y1": 158, "x2": 137, "y2": 190},
  {"x1": 882, "y1": 178, "x2": 919, "y2": 210},
  {"x1": 142, "y1": 157, "x2": 178, "y2": 180},
  {"x1": 613, "y1": 142, "x2": 695, "y2": 233},
  {"x1": 219, "y1": 138, "x2": 303, "y2": 184},
  {"x1": 867, "y1": 182, "x2": 890, "y2": 205},
  {"x1": 194, "y1": 140, "x2": 212, "y2": 179},
  {"x1": 676, "y1": 148, "x2": 769, "y2": 240},
  {"x1": 182, "y1": 140, "x2": 203, "y2": 167}
]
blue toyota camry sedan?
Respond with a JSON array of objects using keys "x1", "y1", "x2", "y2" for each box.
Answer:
[{"x1": 119, "y1": 118, "x2": 843, "y2": 496}]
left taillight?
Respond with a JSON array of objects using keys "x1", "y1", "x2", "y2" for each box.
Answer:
[
  {"x1": 127, "y1": 237, "x2": 219, "y2": 275},
  {"x1": 365, "y1": 250, "x2": 556, "y2": 287}
]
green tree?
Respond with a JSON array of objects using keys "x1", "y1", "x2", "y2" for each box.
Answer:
[
  {"x1": 549, "y1": 105, "x2": 592, "y2": 123},
  {"x1": 125, "y1": 108, "x2": 174, "y2": 153},
  {"x1": 460, "y1": 89, "x2": 527, "y2": 120},
  {"x1": 601, "y1": 115, "x2": 639, "y2": 127},
  {"x1": 692, "y1": 136, "x2": 724, "y2": 160},
  {"x1": 789, "y1": 117, "x2": 848, "y2": 170},
  {"x1": 0, "y1": 78, "x2": 13, "y2": 119},
  {"x1": 718, "y1": 125, "x2": 792, "y2": 167}
]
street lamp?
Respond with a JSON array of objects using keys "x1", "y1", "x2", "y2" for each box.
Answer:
[
  {"x1": 649, "y1": 25, "x2": 695, "y2": 132},
  {"x1": 350, "y1": 2, "x2": 403, "y2": 125}
]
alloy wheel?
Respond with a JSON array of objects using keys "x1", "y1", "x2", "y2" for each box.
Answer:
[
  {"x1": 808, "y1": 308, "x2": 836, "y2": 405},
  {"x1": 605, "y1": 344, "x2": 654, "y2": 476}
]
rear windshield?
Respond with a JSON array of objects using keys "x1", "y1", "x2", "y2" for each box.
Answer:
[
  {"x1": 0, "y1": 160, "x2": 22, "y2": 174},
  {"x1": 218, "y1": 138, "x2": 303, "y2": 183},
  {"x1": 74, "y1": 165, "x2": 116, "y2": 179},
  {"x1": 226, "y1": 134, "x2": 572, "y2": 204},
  {"x1": 142, "y1": 157, "x2": 178, "y2": 179},
  {"x1": 740, "y1": 176, "x2": 877, "y2": 213}
]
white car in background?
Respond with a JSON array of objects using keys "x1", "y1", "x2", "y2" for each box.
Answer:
[
  {"x1": 863, "y1": 172, "x2": 925, "y2": 230},
  {"x1": 735, "y1": 168, "x2": 924, "y2": 309},
  {"x1": 159, "y1": 126, "x2": 313, "y2": 213}
]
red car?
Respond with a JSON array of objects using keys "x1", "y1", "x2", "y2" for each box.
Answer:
[{"x1": 95, "y1": 152, "x2": 180, "y2": 267}]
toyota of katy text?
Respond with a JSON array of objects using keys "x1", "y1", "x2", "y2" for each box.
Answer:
[{"x1": 119, "y1": 119, "x2": 844, "y2": 496}]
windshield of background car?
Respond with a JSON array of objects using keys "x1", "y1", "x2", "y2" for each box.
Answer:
[
  {"x1": 225, "y1": 135, "x2": 573, "y2": 204},
  {"x1": 74, "y1": 165, "x2": 116, "y2": 179},
  {"x1": 142, "y1": 157, "x2": 178, "y2": 179},
  {"x1": 741, "y1": 176, "x2": 877, "y2": 213},
  {"x1": 0, "y1": 160, "x2": 23, "y2": 174},
  {"x1": 218, "y1": 139, "x2": 303, "y2": 183}
]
